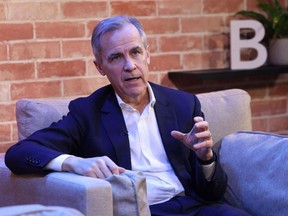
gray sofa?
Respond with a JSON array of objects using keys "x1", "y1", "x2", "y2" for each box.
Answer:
[{"x1": 1, "y1": 88, "x2": 287, "y2": 216}]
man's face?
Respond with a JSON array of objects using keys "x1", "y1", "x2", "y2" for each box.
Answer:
[{"x1": 94, "y1": 23, "x2": 150, "y2": 103}]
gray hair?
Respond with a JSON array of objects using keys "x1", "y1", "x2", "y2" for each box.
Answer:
[{"x1": 91, "y1": 15, "x2": 148, "y2": 64}]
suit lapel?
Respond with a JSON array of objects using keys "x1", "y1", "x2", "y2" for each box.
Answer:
[
  {"x1": 153, "y1": 86, "x2": 194, "y2": 193},
  {"x1": 101, "y1": 93, "x2": 132, "y2": 169},
  {"x1": 153, "y1": 86, "x2": 187, "y2": 169}
]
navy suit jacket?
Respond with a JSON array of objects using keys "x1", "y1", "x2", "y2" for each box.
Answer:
[{"x1": 5, "y1": 82, "x2": 227, "y2": 203}]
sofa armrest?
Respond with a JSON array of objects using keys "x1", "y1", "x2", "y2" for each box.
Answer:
[
  {"x1": 0, "y1": 156, "x2": 113, "y2": 216},
  {"x1": 219, "y1": 131, "x2": 288, "y2": 215}
]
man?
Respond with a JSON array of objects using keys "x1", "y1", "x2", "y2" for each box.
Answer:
[{"x1": 5, "y1": 16, "x2": 250, "y2": 215}]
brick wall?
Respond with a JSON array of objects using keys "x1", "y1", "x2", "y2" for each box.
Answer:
[{"x1": 0, "y1": 0, "x2": 288, "y2": 152}]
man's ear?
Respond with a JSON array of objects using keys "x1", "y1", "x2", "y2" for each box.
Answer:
[{"x1": 94, "y1": 60, "x2": 105, "y2": 76}]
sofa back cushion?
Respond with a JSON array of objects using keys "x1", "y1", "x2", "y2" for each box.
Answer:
[
  {"x1": 197, "y1": 88, "x2": 252, "y2": 147},
  {"x1": 16, "y1": 88, "x2": 252, "y2": 143},
  {"x1": 16, "y1": 99, "x2": 71, "y2": 140}
]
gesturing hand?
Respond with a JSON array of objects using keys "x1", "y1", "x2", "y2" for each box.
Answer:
[
  {"x1": 171, "y1": 116, "x2": 214, "y2": 161},
  {"x1": 62, "y1": 156, "x2": 126, "y2": 179}
]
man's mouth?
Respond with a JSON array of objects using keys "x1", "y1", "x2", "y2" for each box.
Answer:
[{"x1": 125, "y1": 77, "x2": 140, "y2": 81}]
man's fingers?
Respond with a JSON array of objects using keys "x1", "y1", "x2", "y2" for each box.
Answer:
[
  {"x1": 63, "y1": 156, "x2": 125, "y2": 179},
  {"x1": 193, "y1": 116, "x2": 204, "y2": 123},
  {"x1": 101, "y1": 156, "x2": 126, "y2": 176}
]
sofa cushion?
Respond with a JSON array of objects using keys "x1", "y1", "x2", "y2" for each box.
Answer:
[
  {"x1": 219, "y1": 131, "x2": 288, "y2": 216},
  {"x1": 197, "y1": 89, "x2": 252, "y2": 150},
  {"x1": 16, "y1": 99, "x2": 71, "y2": 140},
  {"x1": 0, "y1": 204, "x2": 84, "y2": 216},
  {"x1": 16, "y1": 89, "x2": 252, "y2": 145},
  {"x1": 106, "y1": 171, "x2": 151, "y2": 216}
]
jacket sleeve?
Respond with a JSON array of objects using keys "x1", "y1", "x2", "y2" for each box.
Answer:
[
  {"x1": 5, "y1": 100, "x2": 86, "y2": 175},
  {"x1": 189, "y1": 95, "x2": 228, "y2": 202}
]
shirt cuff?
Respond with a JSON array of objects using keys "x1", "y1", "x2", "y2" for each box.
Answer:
[
  {"x1": 201, "y1": 162, "x2": 216, "y2": 181},
  {"x1": 45, "y1": 154, "x2": 72, "y2": 171}
]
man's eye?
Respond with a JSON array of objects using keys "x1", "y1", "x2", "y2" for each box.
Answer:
[
  {"x1": 110, "y1": 55, "x2": 121, "y2": 62},
  {"x1": 131, "y1": 49, "x2": 142, "y2": 56}
]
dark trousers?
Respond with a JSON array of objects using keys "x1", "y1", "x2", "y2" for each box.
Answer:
[{"x1": 150, "y1": 196, "x2": 251, "y2": 216}]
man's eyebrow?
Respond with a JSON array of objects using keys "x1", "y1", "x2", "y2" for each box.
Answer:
[
  {"x1": 130, "y1": 46, "x2": 143, "y2": 52},
  {"x1": 107, "y1": 52, "x2": 122, "y2": 59},
  {"x1": 132, "y1": 46, "x2": 142, "y2": 50}
]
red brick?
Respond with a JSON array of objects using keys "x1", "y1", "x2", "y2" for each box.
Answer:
[
  {"x1": 158, "y1": 0, "x2": 201, "y2": 15},
  {"x1": 247, "y1": 0, "x2": 260, "y2": 11},
  {"x1": 111, "y1": 1, "x2": 156, "y2": 16},
  {"x1": 36, "y1": 22, "x2": 85, "y2": 39},
  {"x1": 87, "y1": 59, "x2": 99, "y2": 76},
  {"x1": 0, "y1": 124, "x2": 11, "y2": 142},
  {"x1": 38, "y1": 60, "x2": 86, "y2": 78},
  {"x1": 11, "y1": 81, "x2": 62, "y2": 100},
  {"x1": 140, "y1": 18, "x2": 179, "y2": 34},
  {"x1": 269, "y1": 82, "x2": 288, "y2": 97},
  {"x1": 150, "y1": 54, "x2": 181, "y2": 71},
  {"x1": 62, "y1": 40, "x2": 92, "y2": 58},
  {"x1": 204, "y1": 33, "x2": 229, "y2": 50},
  {"x1": 87, "y1": 20, "x2": 100, "y2": 37},
  {"x1": 148, "y1": 73, "x2": 158, "y2": 84},
  {"x1": 269, "y1": 115, "x2": 288, "y2": 132},
  {"x1": 0, "y1": 4, "x2": 5, "y2": 20},
  {"x1": 12, "y1": 122, "x2": 18, "y2": 141},
  {"x1": 182, "y1": 16, "x2": 224, "y2": 33},
  {"x1": 183, "y1": 53, "x2": 203, "y2": 69},
  {"x1": 0, "y1": 23, "x2": 33, "y2": 41},
  {"x1": 203, "y1": 0, "x2": 244, "y2": 13},
  {"x1": 160, "y1": 73, "x2": 176, "y2": 89},
  {"x1": 0, "y1": 103, "x2": 15, "y2": 122},
  {"x1": 147, "y1": 37, "x2": 157, "y2": 53},
  {"x1": 62, "y1": 1, "x2": 107, "y2": 18},
  {"x1": 252, "y1": 117, "x2": 268, "y2": 132},
  {"x1": 0, "y1": 43, "x2": 7, "y2": 61},
  {"x1": 160, "y1": 35, "x2": 202, "y2": 52},
  {"x1": 201, "y1": 51, "x2": 226, "y2": 68},
  {"x1": 0, "y1": 83, "x2": 9, "y2": 102},
  {"x1": 246, "y1": 88, "x2": 267, "y2": 99},
  {"x1": 7, "y1": 2, "x2": 58, "y2": 20},
  {"x1": 9, "y1": 42, "x2": 61, "y2": 60},
  {"x1": 251, "y1": 99, "x2": 287, "y2": 117},
  {"x1": 0, "y1": 63, "x2": 35, "y2": 81},
  {"x1": 63, "y1": 77, "x2": 109, "y2": 97}
]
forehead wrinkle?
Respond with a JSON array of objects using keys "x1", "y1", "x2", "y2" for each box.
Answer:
[{"x1": 100, "y1": 24, "x2": 143, "y2": 58}]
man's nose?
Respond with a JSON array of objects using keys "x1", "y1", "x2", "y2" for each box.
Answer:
[{"x1": 124, "y1": 57, "x2": 136, "y2": 72}]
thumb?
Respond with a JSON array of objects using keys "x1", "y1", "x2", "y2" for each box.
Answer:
[
  {"x1": 171, "y1": 130, "x2": 186, "y2": 141},
  {"x1": 119, "y1": 167, "x2": 126, "y2": 174}
]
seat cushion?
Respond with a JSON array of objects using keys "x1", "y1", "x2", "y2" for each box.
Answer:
[{"x1": 219, "y1": 131, "x2": 288, "y2": 215}]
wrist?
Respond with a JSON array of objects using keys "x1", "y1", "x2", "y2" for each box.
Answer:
[
  {"x1": 197, "y1": 151, "x2": 216, "y2": 165},
  {"x1": 61, "y1": 155, "x2": 76, "y2": 172}
]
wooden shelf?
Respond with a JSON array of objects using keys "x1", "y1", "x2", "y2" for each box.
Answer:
[{"x1": 168, "y1": 65, "x2": 288, "y2": 80}]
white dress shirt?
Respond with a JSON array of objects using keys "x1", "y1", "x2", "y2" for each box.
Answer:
[{"x1": 115, "y1": 84, "x2": 184, "y2": 205}]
